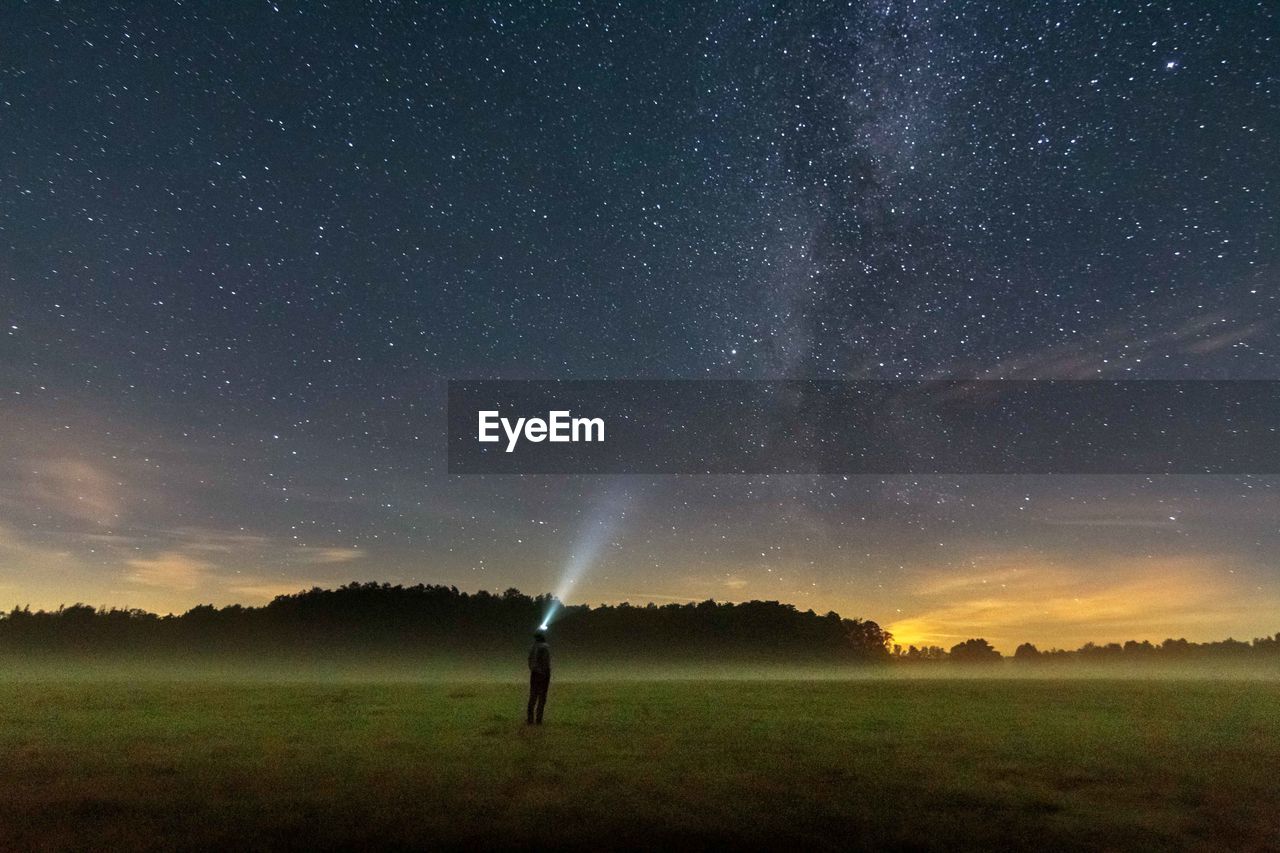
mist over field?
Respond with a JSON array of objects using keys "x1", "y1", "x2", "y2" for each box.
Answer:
[{"x1": 3, "y1": 656, "x2": 1279, "y2": 687}]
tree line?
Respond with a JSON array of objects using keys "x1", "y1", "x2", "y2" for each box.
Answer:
[
  {"x1": 893, "y1": 635, "x2": 1280, "y2": 664},
  {"x1": 2, "y1": 582, "x2": 1275, "y2": 666},
  {"x1": 0, "y1": 582, "x2": 891, "y2": 662}
]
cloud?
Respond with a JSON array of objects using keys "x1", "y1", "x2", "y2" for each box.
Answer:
[
  {"x1": 125, "y1": 552, "x2": 210, "y2": 590},
  {"x1": 118, "y1": 548, "x2": 332, "y2": 610},
  {"x1": 224, "y1": 580, "x2": 317, "y2": 600},
  {"x1": 974, "y1": 310, "x2": 1269, "y2": 379},
  {"x1": 175, "y1": 529, "x2": 273, "y2": 553},
  {"x1": 11, "y1": 458, "x2": 124, "y2": 527},
  {"x1": 304, "y1": 547, "x2": 365, "y2": 564},
  {"x1": 1033, "y1": 516, "x2": 1179, "y2": 529},
  {"x1": 1183, "y1": 321, "x2": 1266, "y2": 354},
  {"x1": 612, "y1": 592, "x2": 701, "y2": 603}
]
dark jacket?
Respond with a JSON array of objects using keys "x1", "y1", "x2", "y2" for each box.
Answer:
[{"x1": 528, "y1": 640, "x2": 551, "y2": 675}]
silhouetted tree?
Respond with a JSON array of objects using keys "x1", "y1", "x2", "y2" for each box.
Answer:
[
  {"x1": 948, "y1": 638, "x2": 1002, "y2": 664},
  {"x1": 1012, "y1": 642, "x2": 1041, "y2": 661}
]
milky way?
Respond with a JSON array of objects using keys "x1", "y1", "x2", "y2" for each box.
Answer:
[{"x1": 1, "y1": 1, "x2": 1277, "y2": 649}]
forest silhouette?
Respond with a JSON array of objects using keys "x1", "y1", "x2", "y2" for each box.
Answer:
[
  {"x1": 0, "y1": 583, "x2": 888, "y2": 663},
  {"x1": 1, "y1": 582, "x2": 1277, "y2": 666}
]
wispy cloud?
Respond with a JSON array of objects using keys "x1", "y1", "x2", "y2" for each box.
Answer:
[
  {"x1": 974, "y1": 311, "x2": 1269, "y2": 379},
  {"x1": 125, "y1": 552, "x2": 210, "y2": 590},
  {"x1": 224, "y1": 580, "x2": 318, "y2": 600},
  {"x1": 5, "y1": 458, "x2": 125, "y2": 527},
  {"x1": 0, "y1": 512, "x2": 365, "y2": 614},
  {"x1": 304, "y1": 547, "x2": 365, "y2": 564}
]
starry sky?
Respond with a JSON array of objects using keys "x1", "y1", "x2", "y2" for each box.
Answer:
[{"x1": 2, "y1": 1, "x2": 1277, "y2": 651}]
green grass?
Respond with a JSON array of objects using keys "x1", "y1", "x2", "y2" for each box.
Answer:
[{"x1": 0, "y1": 677, "x2": 1276, "y2": 851}]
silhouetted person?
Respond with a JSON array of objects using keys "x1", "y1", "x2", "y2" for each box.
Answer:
[{"x1": 527, "y1": 631, "x2": 551, "y2": 724}]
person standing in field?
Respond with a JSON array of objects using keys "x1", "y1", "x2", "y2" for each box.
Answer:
[{"x1": 527, "y1": 631, "x2": 551, "y2": 725}]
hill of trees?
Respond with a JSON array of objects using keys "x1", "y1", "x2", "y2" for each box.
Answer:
[{"x1": 0, "y1": 582, "x2": 891, "y2": 664}]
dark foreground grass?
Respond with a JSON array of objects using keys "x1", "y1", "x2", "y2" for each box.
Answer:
[{"x1": 0, "y1": 677, "x2": 1276, "y2": 851}]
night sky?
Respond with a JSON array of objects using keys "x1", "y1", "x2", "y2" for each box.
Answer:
[{"x1": 2, "y1": 1, "x2": 1277, "y2": 651}]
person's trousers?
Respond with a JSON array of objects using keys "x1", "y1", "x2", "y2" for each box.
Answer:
[{"x1": 527, "y1": 671, "x2": 550, "y2": 723}]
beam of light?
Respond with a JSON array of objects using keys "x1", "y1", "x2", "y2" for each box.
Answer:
[{"x1": 540, "y1": 487, "x2": 633, "y2": 630}]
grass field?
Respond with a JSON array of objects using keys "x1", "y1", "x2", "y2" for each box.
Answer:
[{"x1": 0, "y1": 675, "x2": 1276, "y2": 851}]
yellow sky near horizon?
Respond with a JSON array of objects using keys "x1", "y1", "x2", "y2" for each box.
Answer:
[
  {"x1": 2, "y1": 444, "x2": 1278, "y2": 655},
  {"x1": 877, "y1": 554, "x2": 1276, "y2": 652},
  {"x1": 4, "y1": 515, "x2": 1273, "y2": 655}
]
